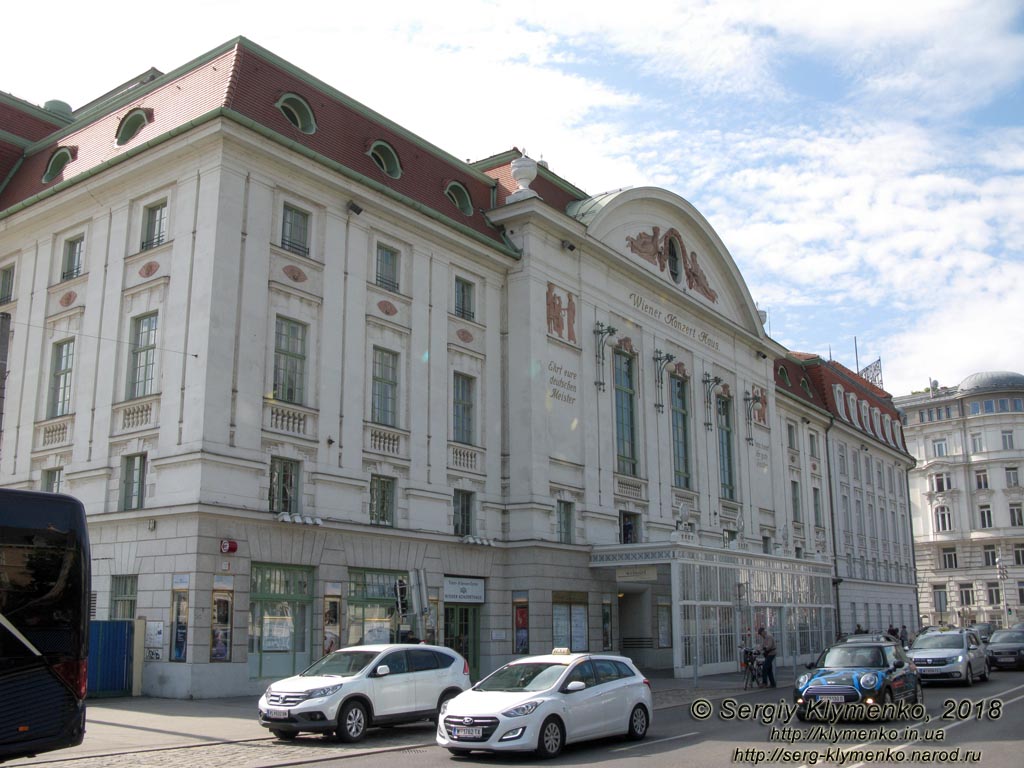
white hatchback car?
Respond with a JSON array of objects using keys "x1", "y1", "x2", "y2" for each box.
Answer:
[
  {"x1": 258, "y1": 644, "x2": 470, "y2": 742},
  {"x1": 437, "y1": 649, "x2": 653, "y2": 758}
]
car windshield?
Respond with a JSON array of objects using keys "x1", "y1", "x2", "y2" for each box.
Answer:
[
  {"x1": 819, "y1": 646, "x2": 885, "y2": 668},
  {"x1": 301, "y1": 650, "x2": 378, "y2": 677},
  {"x1": 475, "y1": 662, "x2": 567, "y2": 692},
  {"x1": 911, "y1": 635, "x2": 962, "y2": 650},
  {"x1": 989, "y1": 631, "x2": 1024, "y2": 643}
]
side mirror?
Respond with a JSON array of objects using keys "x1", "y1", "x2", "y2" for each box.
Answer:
[
  {"x1": 564, "y1": 680, "x2": 586, "y2": 693},
  {"x1": 805, "y1": 662, "x2": 815, "y2": 669},
  {"x1": 968, "y1": 644, "x2": 978, "y2": 651},
  {"x1": 375, "y1": 664, "x2": 391, "y2": 677}
]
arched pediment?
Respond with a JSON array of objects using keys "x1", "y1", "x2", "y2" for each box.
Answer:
[{"x1": 568, "y1": 187, "x2": 766, "y2": 337}]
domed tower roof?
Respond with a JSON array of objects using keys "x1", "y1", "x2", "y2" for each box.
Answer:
[{"x1": 957, "y1": 371, "x2": 1024, "y2": 395}]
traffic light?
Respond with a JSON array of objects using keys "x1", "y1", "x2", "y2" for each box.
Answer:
[
  {"x1": 996, "y1": 557, "x2": 1008, "y2": 580},
  {"x1": 394, "y1": 578, "x2": 409, "y2": 616}
]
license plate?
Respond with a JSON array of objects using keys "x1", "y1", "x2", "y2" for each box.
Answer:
[
  {"x1": 920, "y1": 668, "x2": 939, "y2": 674},
  {"x1": 453, "y1": 726, "x2": 483, "y2": 738},
  {"x1": 998, "y1": 657, "x2": 1014, "y2": 663},
  {"x1": 818, "y1": 695, "x2": 844, "y2": 703},
  {"x1": 266, "y1": 709, "x2": 289, "y2": 720}
]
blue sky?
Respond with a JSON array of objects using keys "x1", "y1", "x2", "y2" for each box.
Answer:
[{"x1": 4, "y1": 0, "x2": 1022, "y2": 396}]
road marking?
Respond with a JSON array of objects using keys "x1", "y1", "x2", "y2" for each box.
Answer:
[{"x1": 611, "y1": 731, "x2": 700, "y2": 751}]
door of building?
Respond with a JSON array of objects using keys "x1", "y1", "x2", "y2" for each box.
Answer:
[{"x1": 444, "y1": 605, "x2": 480, "y2": 681}]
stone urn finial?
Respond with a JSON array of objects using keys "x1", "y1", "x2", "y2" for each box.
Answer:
[{"x1": 507, "y1": 154, "x2": 540, "y2": 202}]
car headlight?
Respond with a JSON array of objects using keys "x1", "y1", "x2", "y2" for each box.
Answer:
[
  {"x1": 307, "y1": 683, "x2": 344, "y2": 699},
  {"x1": 954, "y1": 655, "x2": 964, "y2": 664},
  {"x1": 797, "y1": 673, "x2": 811, "y2": 688},
  {"x1": 859, "y1": 672, "x2": 879, "y2": 689},
  {"x1": 439, "y1": 698, "x2": 451, "y2": 716},
  {"x1": 502, "y1": 700, "x2": 542, "y2": 717}
]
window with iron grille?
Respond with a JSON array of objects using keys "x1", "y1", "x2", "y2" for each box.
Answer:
[
  {"x1": 670, "y1": 376, "x2": 689, "y2": 489},
  {"x1": 454, "y1": 277, "x2": 475, "y2": 320},
  {"x1": 557, "y1": 500, "x2": 573, "y2": 544},
  {"x1": 613, "y1": 351, "x2": 637, "y2": 476},
  {"x1": 453, "y1": 373, "x2": 474, "y2": 444},
  {"x1": 0, "y1": 264, "x2": 14, "y2": 304},
  {"x1": 49, "y1": 339, "x2": 74, "y2": 417},
  {"x1": 453, "y1": 489, "x2": 473, "y2": 537},
  {"x1": 371, "y1": 348, "x2": 398, "y2": 426},
  {"x1": 128, "y1": 314, "x2": 158, "y2": 399},
  {"x1": 717, "y1": 396, "x2": 734, "y2": 500},
  {"x1": 375, "y1": 244, "x2": 400, "y2": 292},
  {"x1": 42, "y1": 467, "x2": 63, "y2": 494},
  {"x1": 62, "y1": 236, "x2": 83, "y2": 280},
  {"x1": 273, "y1": 317, "x2": 306, "y2": 404},
  {"x1": 281, "y1": 204, "x2": 310, "y2": 256},
  {"x1": 122, "y1": 453, "x2": 146, "y2": 510},
  {"x1": 110, "y1": 575, "x2": 138, "y2": 619},
  {"x1": 370, "y1": 475, "x2": 395, "y2": 526},
  {"x1": 270, "y1": 457, "x2": 300, "y2": 514},
  {"x1": 142, "y1": 201, "x2": 167, "y2": 250}
]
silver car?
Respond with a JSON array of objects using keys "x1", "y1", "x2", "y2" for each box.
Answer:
[{"x1": 908, "y1": 629, "x2": 988, "y2": 685}]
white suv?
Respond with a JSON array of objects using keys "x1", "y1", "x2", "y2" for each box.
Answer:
[{"x1": 258, "y1": 644, "x2": 470, "y2": 742}]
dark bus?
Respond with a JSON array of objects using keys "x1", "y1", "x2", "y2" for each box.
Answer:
[{"x1": 0, "y1": 489, "x2": 90, "y2": 761}]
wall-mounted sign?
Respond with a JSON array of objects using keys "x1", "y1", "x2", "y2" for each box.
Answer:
[
  {"x1": 219, "y1": 539, "x2": 238, "y2": 554},
  {"x1": 443, "y1": 576, "x2": 485, "y2": 603},
  {"x1": 616, "y1": 565, "x2": 657, "y2": 582}
]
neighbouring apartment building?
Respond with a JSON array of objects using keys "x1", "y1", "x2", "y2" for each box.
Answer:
[
  {"x1": 896, "y1": 372, "x2": 1024, "y2": 629},
  {"x1": 0, "y1": 37, "x2": 914, "y2": 698}
]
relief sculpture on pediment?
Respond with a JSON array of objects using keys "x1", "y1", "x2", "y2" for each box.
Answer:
[{"x1": 626, "y1": 226, "x2": 718, "y2": 303}]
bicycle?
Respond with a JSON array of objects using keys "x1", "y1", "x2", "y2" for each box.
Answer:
[{"x1": 741, "y1": 647, "x2": 765, "y2": 690}]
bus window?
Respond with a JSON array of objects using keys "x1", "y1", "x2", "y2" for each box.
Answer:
[{"x1": 0, "y1": 489, "x2": 91, "y2": 761}]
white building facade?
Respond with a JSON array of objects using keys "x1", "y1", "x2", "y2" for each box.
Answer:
[
  {"x1": 0, "y1": 38, "x2": 858, "y2": 697},
  {"x1": 896, "y1": 373, "x2": 1024, "y2": 629}
]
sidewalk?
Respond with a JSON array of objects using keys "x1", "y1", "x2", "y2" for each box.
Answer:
[{"x1": 8, "y1": 666, "x2": 792, "y2": 767}]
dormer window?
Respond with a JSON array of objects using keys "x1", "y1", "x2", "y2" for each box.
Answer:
[
  {"x1": 800, "y1": 378, "x2": 813, "y2": 399},
  {"x1": 115, "y1": 109, "x2": 151, "y2": 146},
  {"x1": 833, "y1": 385, "x2": 848, "y2": 421},
  {"x1": 368, "y1": 141, "x2": 401, "y2": 179},
  {"x1": 275, "y1": 94, "x2": 316, "y2": 134},
  {"x1": 42, "y1": 147, "x2": 74, "y2": 183},
  {"x1": 778, "y1": 366, "x2": 791, "y2": 386},
  {"x1": 444, "y1": 181, "x2": 473, "y2": 216}
]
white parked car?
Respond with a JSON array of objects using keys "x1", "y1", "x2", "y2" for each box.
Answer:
[
  {"x1": 437, "y1": 649, "x2": 653, "y2": 758},
  {"x1": 258, "y1": 644, "x2": 470, "y2": 742}
]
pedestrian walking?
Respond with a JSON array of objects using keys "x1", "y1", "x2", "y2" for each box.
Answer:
[{"x1": 758, "y1": 626, "x2": 777, "y2": 688}]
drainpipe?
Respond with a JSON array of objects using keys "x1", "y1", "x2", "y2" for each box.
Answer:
[
  {"x1": 823, "y1": 414, "x2": 843, "y2": 638},
  {"x1": 0, "y1": 313, "x2": 10, "y2": 440}
]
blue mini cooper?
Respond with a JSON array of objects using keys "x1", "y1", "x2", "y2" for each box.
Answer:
[{"x1": 794, "y1": 639, "x2": 922, "y2": 721}]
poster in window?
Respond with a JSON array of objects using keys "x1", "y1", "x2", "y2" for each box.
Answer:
[
  {"x1": 211, "y1": 590, "x2": 233, "y2": 662},
  {"x1": 570, "y1": 604, "x2": 588, "y2": 652},
  {"x1": 658, "y1": 605, "x2": 672, "y2": 648},
  {"x1": 323, "y1": 596, "x2": 341, "y2": 656},
  {"x1": 262, "y1": 615, "x2": 294, "y2": 652},
  {"x1": 514, "y1": 604, "x2": 529, "y2": 654},
  {"x1": 552, "y1": 604, "x2": 570, "y2": 648},
  {"x1": 171, "y1": 590, "x2": 188, "y2": 662}
]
